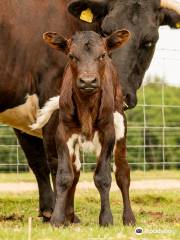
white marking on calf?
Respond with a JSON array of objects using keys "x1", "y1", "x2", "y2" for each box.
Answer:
[
  {"x1": 0, "y1": 94, "x2": 42, "y2": 138},
  {"x1": 113, "y1": 163, "x2": 117, "y2": 173},
  {"x1": 66, "y1": 132, "x2": 102, "y2": 171},
  {"x1": 74, "y1": 143, "x2": 81, "y2": 171},
  {"x1": 31, "y1": 96, "x2": 60, "y2": 130},
  {"x1": 93, "y1": 132, "x2": 102, "y2": 157},
  {"x1": 67, "y1": 134, "x2": 79, "y2": 156},
  {"x1": 113, "y1": 112, "x2": 125, "y2": 141},
  {"x1": 67, "y1": 134, "x2": 81, "y2": 171},
  {"x1": 78, "y1": 132, "x2": 102, "y2": 157}
]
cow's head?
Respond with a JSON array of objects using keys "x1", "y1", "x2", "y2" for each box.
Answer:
[
  {"x1": 68, "y1": 0, "x2": 180, "y2": 109},
  {"x1": 43, "y1": 30, "x2": 130, "y2": 95}
]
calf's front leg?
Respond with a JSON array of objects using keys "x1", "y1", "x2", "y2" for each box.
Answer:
[
  {"x1": 50, "y1": 127, "x2": 74, "y2": 227},
  {"x1": 94, "y1": 127, "x2": 115, "y2": 226},
  {"x1": 114, "y1": 137, "x2": 136, "y2": 226}
]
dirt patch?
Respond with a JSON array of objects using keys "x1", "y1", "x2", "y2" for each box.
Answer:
[
  {"x1": 0, "y1": 213, "x2": 24, "y2": 222},
  {"x1": 0, "y1": 179, "x2": 179, "y2": 193}
]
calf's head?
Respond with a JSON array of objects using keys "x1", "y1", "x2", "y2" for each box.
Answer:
[{"x1": 43, "y1": 30, "x2": 130, "y2": 95}]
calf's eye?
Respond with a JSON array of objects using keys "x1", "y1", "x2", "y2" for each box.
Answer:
[
  {"x1": 98, "y1": 53, "x2": 106, "y2": 61},
  {"x1": 69, "y1": 53, "x2": 79, "y2": 63}
]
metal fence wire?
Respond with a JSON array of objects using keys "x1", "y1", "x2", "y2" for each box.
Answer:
[{"x1": 0, "y1": 32, "x2": 180, "y2": 172}]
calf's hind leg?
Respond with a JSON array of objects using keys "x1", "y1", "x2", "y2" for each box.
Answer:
[
  {"x1": 114, "y1": 137, "x2": 136, "y2": 226},
  {"x1": 65, "y1": 164, "x2": 80, "y2": 224}
]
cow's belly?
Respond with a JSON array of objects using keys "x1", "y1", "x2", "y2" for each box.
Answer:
[{"x1": 0, "y1": 94, "x2": 42, "y2": 138}]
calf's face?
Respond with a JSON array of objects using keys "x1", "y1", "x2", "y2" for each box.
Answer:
[{"x1": 43, "y1": 30, "x2": 130, "y2": 94}]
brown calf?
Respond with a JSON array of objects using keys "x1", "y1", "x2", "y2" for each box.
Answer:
[{"x1": 42, "y1": 30, "x2": 135, "y2": 227}]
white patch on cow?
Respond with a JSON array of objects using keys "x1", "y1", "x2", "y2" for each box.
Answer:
[
  {"x1": 74, "y1": 143, "x2": 81, "y2": 171},
  {"x1": 31, "y1": 96, "x2": 60, "y2": 130},
  {"x1": 0, "y1": 94, "x2": 42, "y2": 138},
  {"x1": 113, "y1": 112, "x2": 125, "y2": 141}
]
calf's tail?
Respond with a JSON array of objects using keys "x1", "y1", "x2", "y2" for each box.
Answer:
[{"x1": 30, "y1": 96, "x2": 60, "y2": 130}]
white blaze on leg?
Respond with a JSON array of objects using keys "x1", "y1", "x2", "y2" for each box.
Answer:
[
  {"x1": 74, "y1": 143, "x2": 81, "y2": 172},
  {"x1": 113, "y1": 112, "x2": 125, "y2": 141},
  {"x1": 93, "y1": 131, "x2": 102, "y2": 157}
]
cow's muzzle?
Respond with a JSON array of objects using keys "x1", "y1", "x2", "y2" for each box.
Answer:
[{"x1": 124, "y1": 93, "x2": 137, "y2": 110}]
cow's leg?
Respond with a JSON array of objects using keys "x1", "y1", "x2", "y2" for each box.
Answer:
[
  {"x1": 114, "y1": 137, "x2": 136, "y2": 226},
  {"x1": 14, "y1": 129, "x2": 54, "y2": 221},
  {"x1": 93, "y1": 127, "x2": 114, "y2": 226}
]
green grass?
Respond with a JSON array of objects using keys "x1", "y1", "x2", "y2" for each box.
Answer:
[
  {"x1": 0, "y1": 189, "x2": 180, "y2": 240},
  {"x1": 0, "y1": 170, "x2": 179, "y2": 183}
]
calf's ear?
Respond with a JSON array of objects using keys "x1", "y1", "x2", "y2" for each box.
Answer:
[
  {"x1": 43, "y1": 32, "x2": 69, "y2": 54},
  {"x1": 106, "y1": 30, "x2": 131, "y2": 51}
]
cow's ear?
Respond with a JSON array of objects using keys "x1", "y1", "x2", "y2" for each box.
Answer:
[
  {"x1": 68, "y1": 0, "x2": 108, "y2": 23},
  {"x1": 159, "y1": 8, "x2": 180, "y2": 28},
  {"x1": 106, "y1": 30, "x2": 131, "y2": 51},
  {"x1": 43, "y1": 32, "x2": 69, "y2": 54}
]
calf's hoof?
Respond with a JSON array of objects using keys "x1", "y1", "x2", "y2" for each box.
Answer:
[
  {"x1": 66, "y1": 213, "x2": 81, "y2": 224},
  {"x1": 99, "y1": 211, "x2": 113, "y2": 227},
  {"x1": 123, "y1": 211, "x2": 136, "y2": 226}
]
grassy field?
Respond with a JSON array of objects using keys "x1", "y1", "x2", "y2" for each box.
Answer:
[
  {"x1": 0, "y1": 171, "x2": 179, "y2": 240},
  {"x1": 0, "y1": 169, "x2": 179, "y2": 183},
  {"x1": 0, "y1": 190, "x2": 179, "y2": 240}
]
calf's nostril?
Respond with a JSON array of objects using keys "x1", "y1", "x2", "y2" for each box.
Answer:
[
  {"x1": 79, "y1": 78, "x2": 85, "y2": 84},
  {"x1": 92, "y1": 79, "x2": 97, "y2": 84}
]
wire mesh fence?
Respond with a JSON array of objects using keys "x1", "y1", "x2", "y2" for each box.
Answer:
[{"x1": 0, "y1": 33, "x2": 180, "y2": 172}]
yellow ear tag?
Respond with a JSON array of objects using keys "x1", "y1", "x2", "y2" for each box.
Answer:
[
  {"x1": 176, "y1": 22, "x2": 180, "y2": 28},
  {"x1": 80, "y1": 8, "x2": 93, "y2": 23}
]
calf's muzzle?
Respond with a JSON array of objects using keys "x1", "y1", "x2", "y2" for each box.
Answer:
[{"x1": 77, "y1": 74, "x2": 100, "y2": 93}]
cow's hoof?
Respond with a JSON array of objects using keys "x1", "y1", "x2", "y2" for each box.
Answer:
[
  {"x1": 50, "y1": 214, "x2": 66, "y2": 228},
  {"x1": 73, "y1": 214, "x2": 81, "y2": 224},
  {"x1": 99, "y1": 211, "x2": 113, "y2": 227},
  {"x1": 39, "y1": 209, "x2": 52, "y2": 222},
  {"x1": 123, "y1": 211, "x2": 136, "y2": 226}
]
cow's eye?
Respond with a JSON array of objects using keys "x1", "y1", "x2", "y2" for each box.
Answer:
[
  {"x1": 98, "y1": 53, "x2": 106, "y2": 61},
  {"x1": 142, "y1": 41, "x2": 154, "y2": 49},
  {"x1": 69, "y1": 54, "x2": 79, "y2": 62}
]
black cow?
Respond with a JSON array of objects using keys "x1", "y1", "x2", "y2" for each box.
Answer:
[
  {"x1": 0, "y1": 0, "x2": 179, "y2": 221},
  {"x1": 68, "y1": 0, "x2": 180, "y2": 108}
]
